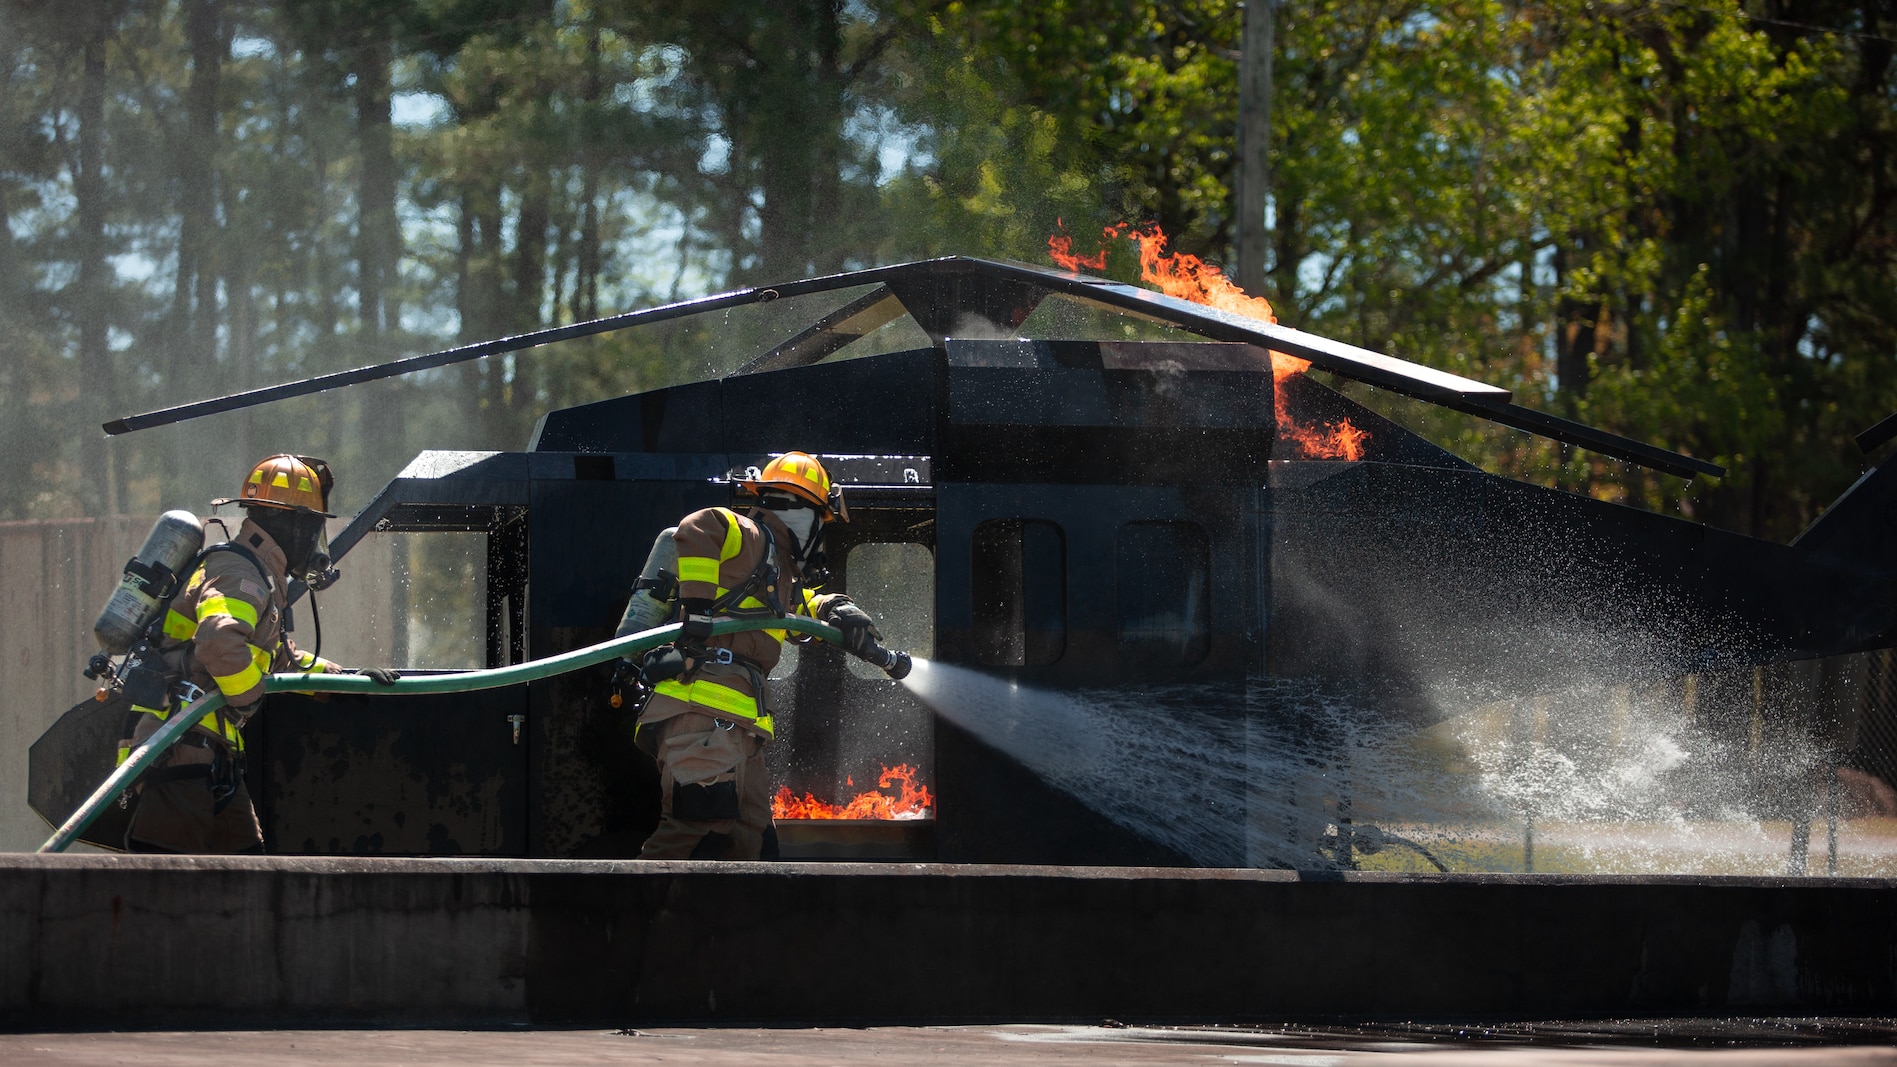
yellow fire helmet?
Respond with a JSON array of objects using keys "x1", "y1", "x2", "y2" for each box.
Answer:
[
  {"x1": 738, "y1": 451, "x2": 848, "y2": 522},
  {"x1": 217, "y1": 454, "x2": 336, "y2": 516}
]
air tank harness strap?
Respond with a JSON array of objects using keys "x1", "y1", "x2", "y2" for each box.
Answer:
[
  {"x1": 122, "y1": 556, "x2": 187, "y2": 602},
  {"x1": 679, "y1": 645, "x2": 771, "y2": 691},
  {"x1": 149, "y1": 541, "x2": 277, "y2": 647},
  {"x1": 706, "y1": 522, "x2": 783, "y2": 620},
  {"x1": 633, "y1": 570, "x2": 678, "y2": 602},
  {"x1": 146, "y1": 734, "x2": 245, "y2": 812}
]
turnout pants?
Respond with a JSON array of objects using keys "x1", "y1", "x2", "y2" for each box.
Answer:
[
  {"x1": 639, "y1": 710, "x2": 773, "y2": 860},
  {"x1": 124, "y1": 735, "x2": 263, "y2": 854}
]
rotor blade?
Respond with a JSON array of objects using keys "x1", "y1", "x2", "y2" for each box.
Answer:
[
  {"x1": 1856, "y1": 411, "x2": 1897, "y2": 454},
  {"x1": 104, "y1": 285, "x2": 772, "y2": 435}
]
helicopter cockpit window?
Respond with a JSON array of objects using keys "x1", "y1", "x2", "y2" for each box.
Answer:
[
  {"x1": 970, "y1": 519, "x2": 1066, "y2": 667},
  {"x1": 1116, "y1": 521, "x2": 1210, "y2": 666},
  {"x1": 528, "y1": 283, "x2": 900, "y2": 401},
  {"x1": 1015, "y1": 292, "x2": 1202, "y2": 343}
]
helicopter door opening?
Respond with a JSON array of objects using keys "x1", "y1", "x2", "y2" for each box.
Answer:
[{"x1": 770, "y1": 498, "x2": 938, "y2": 859}]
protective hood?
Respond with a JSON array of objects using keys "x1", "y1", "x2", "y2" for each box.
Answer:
[{"x1": 776, "y1": 505, "x2": 821, "y2": 559}]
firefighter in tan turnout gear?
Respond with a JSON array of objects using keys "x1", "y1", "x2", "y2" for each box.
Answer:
[
  {"x1": 613, "y1": 452, "x2": 898, "y2": 860},
  {"x1": 122, "y1": 455, "x2": 399, "y2": 853}
]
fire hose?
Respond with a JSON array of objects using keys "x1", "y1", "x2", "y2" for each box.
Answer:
[{"x1": 38, "y1": 615, "x2": 907, "y2": 854}]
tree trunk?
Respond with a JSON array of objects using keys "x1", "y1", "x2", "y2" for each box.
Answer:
[
  {"x1": 179, "y1": 0, "x2": 223, "y2": 371},
  {"x1": 751, "y1": 1, "x2": 843, "y2": 281},
  {"x1": 1552, "y1": 243, "x2": 1597, "y2": 408},
  {"x1": 576, "y1": 24, "x2": 602, "y2": 322},
  {"x1": 223, "y1": 161, "x2": 255, "y2": 466},
  {"x1": 75, "y1": 7, "x2": 118, "y2": 515},
  {"x1": 313, "y1": 132, "x2": 342, "y2": 452},
  {"x1": 354, "y1": 31, "x2": 395, "y2": 347},
  {"x1": 353, "y1": 26, "x2": 403, "y2": 462},
  {"x1": 455, "y1": 190, "x2": 483, "y2": 432},
  {"x1": 509, "y1": 174, "x2": 551, "y2": 430},
  {"x1": 169, "y1": 0, "x2": 223, "y2": 502},
  {"x1": 462, "y1": 185, "x2": 508, "y2": 441},
  {"x1": 1235, "y1": 0, "x2": 1274, "y2": 295}
]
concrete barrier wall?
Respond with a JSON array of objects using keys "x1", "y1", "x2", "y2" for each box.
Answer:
[{"x1": 1, "y1": 855, "x2": 1891, "y2": 1028}]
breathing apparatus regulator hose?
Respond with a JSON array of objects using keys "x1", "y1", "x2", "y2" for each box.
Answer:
[{"x1": 39, "y1": 615, "x2": 888, "y2": 854}]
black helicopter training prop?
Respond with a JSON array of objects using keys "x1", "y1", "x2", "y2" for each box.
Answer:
[{"x1": 38, "y1": 257, "x2": 1897, "y2": 865}]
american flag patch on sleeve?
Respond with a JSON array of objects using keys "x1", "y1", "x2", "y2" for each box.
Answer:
[{"x1": 239, "y1": 578, "x2": 266, "y2": 600}]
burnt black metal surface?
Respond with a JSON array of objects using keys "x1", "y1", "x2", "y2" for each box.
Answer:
[{"x1": 254, "y1": 687, "x2": 528, "y2": 855}]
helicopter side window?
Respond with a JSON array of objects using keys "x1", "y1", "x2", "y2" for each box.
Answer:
[
  {"x1": 970, "y1": 519, "x2": 1066, "y2": 667},
  {"x1": 1116, "y1": 521, "x2": 1210, "y2": 666}
]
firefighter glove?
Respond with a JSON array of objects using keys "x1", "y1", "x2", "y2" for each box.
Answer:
[
  {"x1": 641, "y1": 644, "x2": 690, "y2": 684},
  {"x1": 824, "y1": 601, "x2": 883, "y2": 656},
  {"x1": 680, "y1": 598, "x2": 716, "y2": 644},
  {"x1": 228, "y1": 698, "x2": 262, "y2": 722},
  {"x1": 358, "y1": 666, "x2": 402, "y2": 686}
]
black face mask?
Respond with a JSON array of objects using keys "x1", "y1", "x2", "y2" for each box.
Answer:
[{"x1": 248, "y1": 507, "x2": 330, "y2": 578}]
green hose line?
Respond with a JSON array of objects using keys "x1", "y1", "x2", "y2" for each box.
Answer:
[{"x1": 37, "y1": 616, "x2": 844, "y2": 854}]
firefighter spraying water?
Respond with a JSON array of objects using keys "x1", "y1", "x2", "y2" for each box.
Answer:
[{"x1": 607, "y1": 451, "x2": 913, "y2": 860}]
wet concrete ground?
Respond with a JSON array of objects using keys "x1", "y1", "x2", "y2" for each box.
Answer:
[{"x1": 3, "y1": 1022, "x2": 1894, "y2": 1066}]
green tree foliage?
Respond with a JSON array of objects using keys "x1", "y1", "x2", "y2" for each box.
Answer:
[{"x1": 0, "y1": 0, "x2": 1891, "y2": 544}]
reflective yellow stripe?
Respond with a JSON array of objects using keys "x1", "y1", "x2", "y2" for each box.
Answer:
[
  {"x1": 653, "y1": 676, "x2": 772, "y2": 735},
  {"x1": 293, "y1": 649, "x2": 327, "y2": 672},
  {"x1": 125, "y1": 703, "x2": 245, "y2": 756},
  {"x1": 717, "y1": 508, "x2": 744, "y2": 563},
  {"x1": 678, "y1": 556, "x2": 720, "y2": 584},
  {"x1": 215, "y1": 710, "x2": 245, "y2": 749},
  {"x1": 654, "y1": 676, "x2": 756, "y2": 717},
  {"x1": 197, "y1": 595, "x2": 259, "y2": 627},
  {"x1": 163, "y1": 609, "x2": 198, "y2": 641},
  {"x1": 213, "y1": 662, "x2": 264, "y2": 695}
]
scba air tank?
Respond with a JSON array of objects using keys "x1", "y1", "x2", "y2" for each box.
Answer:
[
  {"x1": 614, "y1": 527, "x2": 680, "y2": 637},
  {"x1": 92, "y1": 510, "x2": 206, "y2": 654}
]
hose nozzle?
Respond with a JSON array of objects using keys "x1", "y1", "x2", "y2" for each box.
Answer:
[{"x1": 847, "y1": 635, "x2": 913, "y2": 680}]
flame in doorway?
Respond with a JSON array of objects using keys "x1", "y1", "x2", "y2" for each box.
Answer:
[{"x1": 773, "y1": 764, "x2": 935, "y2": 821}]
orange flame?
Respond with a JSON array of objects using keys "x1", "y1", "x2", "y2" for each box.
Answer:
[
  {"x1": 1270, "y1": 352, "x2": 1369, "y2": 461},
  {"x1": 1048, "y1": 221, "x2": 1367, "y2": 462},
  {"x1": 772, "y1": 763, "x2": 935, "y2": 821},
  {"x1": 1048, "y1": 228, "x2": 1109, "y2": 272}
]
